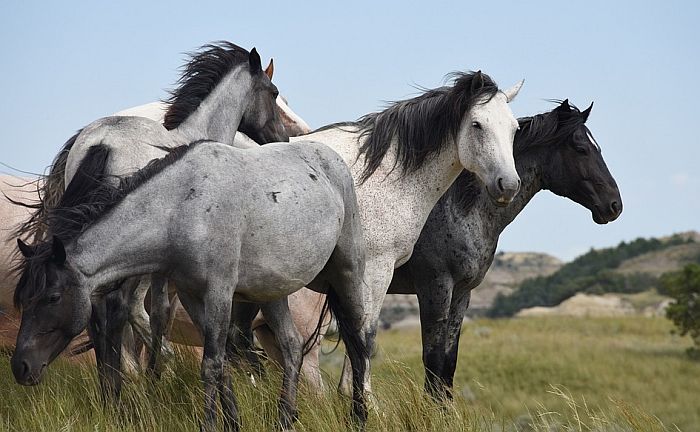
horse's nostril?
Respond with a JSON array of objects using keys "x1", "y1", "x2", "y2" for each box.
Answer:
[
  {"x1": 21, "y1": 360, "x2": 30, "y2": 378},
  {"x1": 497, "y1": 178, "x2": 505, "y2": 192},
  {"x1": 610, "y1": 201, "x2": 620, "y2": 214}
]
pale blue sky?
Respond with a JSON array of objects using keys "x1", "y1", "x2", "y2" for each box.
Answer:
[{"x1": 1, "y1": 1, "x2": 698, "y2": 260}]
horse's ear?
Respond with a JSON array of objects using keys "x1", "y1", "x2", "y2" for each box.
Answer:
[
  {"x1": 264, "y1": 58, "x2": 274, "y2": 80},
  {"x1": 51, "y1": 236, "x2": 66, "y2": 265},
  {"x1": 17, "y1": 239, "x2": 34, "y2": 258},
  {"x1": 581, "y1": 102, "x2": 593, "y2": 122},
  {"x1": 503, "y1": 79, "x2": 524, "y2": 103},
  {"x1": 558, "y1": 99, "x2": 571, "y2": 112},
  {"x1": 249, "y1": 47, "x2": 262, "y2": 73},
  {"x1": 471, "y1": 70, "x2": 484, "y2": 92}
]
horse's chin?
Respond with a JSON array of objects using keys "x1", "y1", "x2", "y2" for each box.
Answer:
[
  {"x1": 16, "y1": 365, "x2": 46, "y2": 386},
  {"x1": 591, "y1": 209, "x2": 616, "y2": 224},
  {"x1": 486, "y1": 190, "x2": 512, "y2": 208}
]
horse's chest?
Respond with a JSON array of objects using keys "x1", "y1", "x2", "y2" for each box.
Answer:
[
  {"x1": 443, "y1": 213, "x2": 497, "y2": 288},
  {"x1": 356, "y1": 183, "x2": 430, "y2": 262}
]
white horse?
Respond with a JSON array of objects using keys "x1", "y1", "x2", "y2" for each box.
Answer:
[{"x1": 289, "y1": 71, "x2": 524, "y2": 392}]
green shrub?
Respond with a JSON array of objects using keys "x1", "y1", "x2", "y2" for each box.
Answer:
[{"x1": 662, "y1": 263, "x2": 700, "y2": 359}]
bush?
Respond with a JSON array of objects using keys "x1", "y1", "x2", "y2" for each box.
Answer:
[{"x1": 662, "y1": 264, "x2": 700, "y2": 359}]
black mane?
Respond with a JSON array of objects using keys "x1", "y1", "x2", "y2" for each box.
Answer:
[
  {"x1": 13, "y1": 142, "x2": 204, "y2": 308},
  {"x1": 449, "y1": 101, "x2": 589, "y2": 212},
  {"x1": 316, "y1": 71, "x2": 501, "y2": 182},
  {"x1": 514, "y1": 101, "x2": 588, "y2": 154},
  {"x1": 163, "y1": 41, "x2": 250, "y2": 130}
]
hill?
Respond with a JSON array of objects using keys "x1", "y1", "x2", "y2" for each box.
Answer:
[{"x1": 488, "y1": 232, "x2": 700, "y2": 318}]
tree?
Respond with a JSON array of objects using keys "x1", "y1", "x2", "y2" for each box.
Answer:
[{"x1": 662, "y1": 264, "x2": 700, "y2": 360}]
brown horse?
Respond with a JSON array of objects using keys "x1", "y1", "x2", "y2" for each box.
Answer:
[{"x1": 0, "y1": 176, "x2": 34, "y2": 345}]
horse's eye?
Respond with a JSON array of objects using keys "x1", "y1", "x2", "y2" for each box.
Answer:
[
  {"x1": 472, "y1": 121, "x2": 482, "y2": 129},
  {"x1": 575, "y1": 146, "x2": 587, "y2": 155},
  {"x1": 48, "y1": 293, "x2": 61, "y2": 304}
]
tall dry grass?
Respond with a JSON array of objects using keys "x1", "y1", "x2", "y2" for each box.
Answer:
[{"x1": 0, "y1": 316, "x2": 695, "y2": 431}]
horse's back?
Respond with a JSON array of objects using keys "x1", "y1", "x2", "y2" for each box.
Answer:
[
  {"x1": 167, "y1": 141, "x2": 356, "y2": 300},
  {"x1": 65, "y1": 116, "x2": 182, "y2": 184}
]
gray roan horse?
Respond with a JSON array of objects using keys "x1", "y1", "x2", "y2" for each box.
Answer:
[
  {"x1": 13, "y1": 41, "x2": 289, "y2": 398},
  {"x1": 11, "y1": 139, "x2": 368, "y2": 432},
  {"x1": 387, "y1": 100, "x2": 622, "y2": 398}
]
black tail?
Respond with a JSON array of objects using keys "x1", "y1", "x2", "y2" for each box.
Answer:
[
  {"x1": 11, "y1": 129, "x2": 83, "y2": 242},
  {"x1": 301, "y1": 295, "x2": 331, "y2": 357}
]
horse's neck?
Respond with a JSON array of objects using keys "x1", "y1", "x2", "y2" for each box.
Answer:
[
  {"x1": 174, "y1": 68, "x2": 249, "y2": 144},
  {"x1": 66, "y1": 192, "x2": 170, "y2": 291},
  {"x1": 474, "y1": 150, "x2": 544, "y2": 238},
  {"x1": 303, "y1": 127, "x2": 463, "y2": 211}
]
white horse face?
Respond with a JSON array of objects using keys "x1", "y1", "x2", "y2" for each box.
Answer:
[{"x1": 457, "y1": 83, "x2": 522, "y2": 205}]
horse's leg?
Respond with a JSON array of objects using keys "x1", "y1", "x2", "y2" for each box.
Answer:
[
  {"x1": 255, "y1": 292, "x2": 328, "y2": 393},
  {"x1": 439, "y1": 288, "x2": 472, "y2": 398},
  {"x1": 291, "y1": 290, "x2": 328, "y2": 393},
  {"x1": 260, "y1": 298, "x2": 302, "y2": 431},
  {"x1": 227, "y1": 301, "x2": 264, "y2": 376},
  {"x1": 127, "y1": 277, "x2": 152, "y2": 357},
  {"x1": 254, "y1": 320, "x2": 324, "y2": 391},
  {"x1": 337, "y1": 256, "x2": 393, "y2": 399},
  {"x1": 180, "y1": 281, "x2": 238, "y2": 432},
  {"x1": 87, "y1": 298, "x2": 108, "y2": 399},
  {"x1": 165, "y1": 293, "x2": 181, "y2": 342},
  {"x1": 102, "y1": 282, "x2": 131, "y2": 400},
  {"x1": 148, "y1": 274, "x2": 170, "y2": 377},
  {"x1": 120, "y1": 322, "x2": 140, "y2": 375},
  {"x1": 300, "y1": 342, "x2": 324, "y2": 394},
  {"x1": 415, "y1": 274, "x2": 454, "y2": 400},
  {"x1": 321, "y1": 237, "x2": 377, "y2": 427}
]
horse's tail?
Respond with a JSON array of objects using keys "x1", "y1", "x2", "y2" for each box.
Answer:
[
  {"x1": 301, "y1": 295, "x2": 332, "y2": 357},
  {"x1": 10, "y1": 129, "x2": 83, "y2": 242}
]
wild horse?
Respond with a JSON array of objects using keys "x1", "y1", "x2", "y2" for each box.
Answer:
[
  {"x1": 11, "y1": 139, "x2": 368, "y2": 432},
  {"x1": 288, "y1": 71, "x2": 524, "y2": 393},
  {"x1": 12, "y1": 41, "x2": 289, "y2": 398},
  {"x1": 388, "y1": 99, "x2": 623, "y2": 398}
]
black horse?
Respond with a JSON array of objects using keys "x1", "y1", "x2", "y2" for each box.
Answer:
[{"x1": 388, "y1": 99, "x2": 623, "y2": 398}]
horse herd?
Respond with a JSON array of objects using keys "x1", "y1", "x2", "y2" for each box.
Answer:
[{"x1": 0, "y1": 41, "x2": 622, "y2": 431}]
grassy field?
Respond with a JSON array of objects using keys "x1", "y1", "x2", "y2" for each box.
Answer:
[{"x1": 0, "y1": 316, "x2": 697, "y2": 431}]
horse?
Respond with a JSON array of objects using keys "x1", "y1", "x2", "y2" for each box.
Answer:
[
  {"x1": 0, "y1": 177, "x2": 35, "y2": 343},
  {"x1": 283, "y1": 70, "x2": 524, "y2": 393},
  {"x1": 385, "y1": 99, "x2": 623, "y2": 398},
  {"x1": 11, "y1": 139, "x2": 369, "y2": 432},
  {"x1": 13, "y1": 41, "x2": 289, "y2": 399},
  {"x1": 106, "y1": 88, "x2": 319, "y2": 384},
  {"x1": 225, "y1": 99, "x2": 623, "y2": 397}
]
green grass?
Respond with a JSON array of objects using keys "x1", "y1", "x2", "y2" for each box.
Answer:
[{"x1": 1, "y1": 316, "x2": 697, "y2": 431}]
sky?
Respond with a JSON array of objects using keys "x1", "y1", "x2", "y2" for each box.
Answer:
[{"x1": 0, "y1": 1, "x2": 698, "y2": 261}]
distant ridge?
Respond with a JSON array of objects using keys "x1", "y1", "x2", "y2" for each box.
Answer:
[{"x1": 488, "y1": 231, "x2": 700, "y2": 318}]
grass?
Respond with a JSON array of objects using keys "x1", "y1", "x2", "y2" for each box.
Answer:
[{"x1": 0, "y1": 316, "x2": 697, "y2": 431}]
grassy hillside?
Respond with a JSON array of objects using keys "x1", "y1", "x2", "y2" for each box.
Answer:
[
  {"x1": 1, "y1": 316, "x2": 697, "y2": 431},
  {"x1": 489, "y1": 233, "x2": 699, "y2": 317}
]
